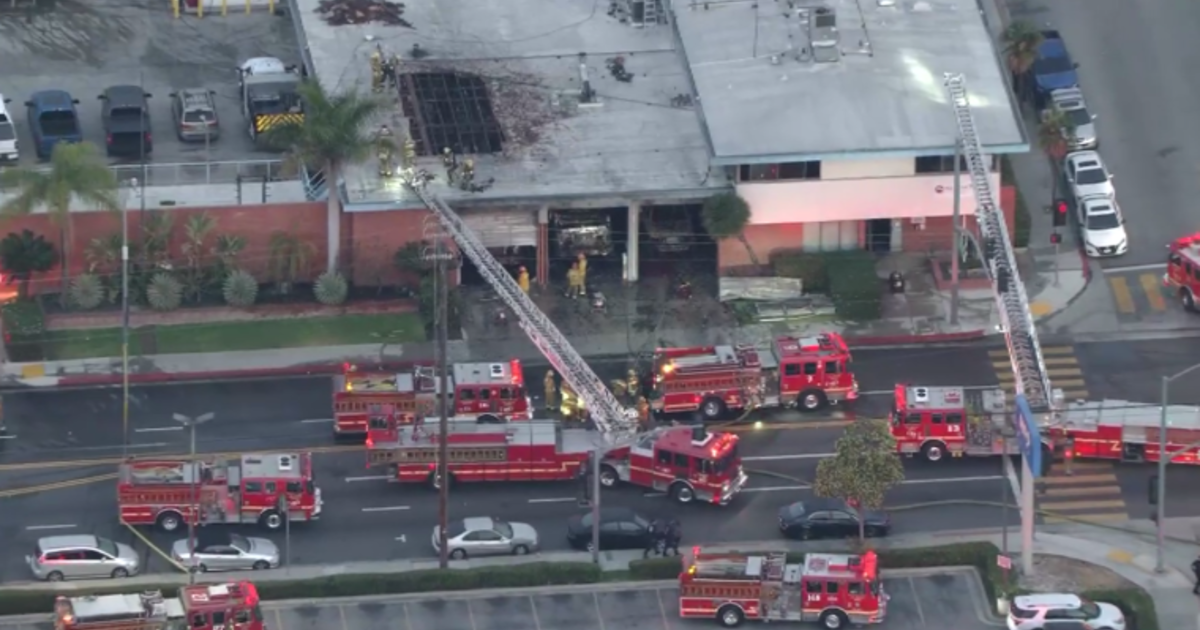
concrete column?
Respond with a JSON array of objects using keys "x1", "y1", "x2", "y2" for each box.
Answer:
[
  {"x1": 1021, "y1": 458, "x2": 1035, "y2": 575},
  {"x1": 626, "y1": 203, "x2": 641, "y2": 283},
  {"x1": 536, "y1": 206, "x2": 550, "y2": 287}
]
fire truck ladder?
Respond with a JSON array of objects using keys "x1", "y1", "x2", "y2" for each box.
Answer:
[
  {"x1": 943, "y1": 74, "x2": 1052, "y2": 414},
  {"x1": 403, "y1": 180, "x2": 638, "y2": 446}
]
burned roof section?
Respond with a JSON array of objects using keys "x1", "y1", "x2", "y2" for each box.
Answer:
[{"x1": 399, "y1": 72, "x2": 505, "y2": 156}]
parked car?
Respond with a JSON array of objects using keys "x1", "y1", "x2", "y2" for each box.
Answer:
[
  {"x1": 98, "y1": 85, "x2": 153, "y2": 158},
  {"x1": 778, "y1": 498, "x2": 890, "y2": 540},
  {"x1": 24, "y1": 90, "x2": 82, "y2": 160},
  {"x1": 26, "y1": 535, "x2": 141, "y2": 581},
  {"x1": 1033, "y1": 30, "x2": 1079, "y2": 108},
  {"x1": 1007, "y1": 594, "x2": 1124, "y2": 630},
  {"x1": 1045, "y1": 88, "x2": 1097, "y2": 150},
  {"x1": 566, "y1": 508, "x2": 659, "y2": 552},
  {"x1": 1077, "y1": 196, "x2": 1126, "y2": 258},
  {"x1": 171, "y1": 529, "x2": 280, "y2": 572},
  {"x1": 432, "y1": 516, "x2": 539, "y2": 559},
  {"x1": 0, "y1": 95, "x2": 18, "y2": 162},
  {"x1": 1064, "y1": 151, "x2": 1114, "y2": 201},
  {"x1": 170, "y1": 88, "x2": 220, "y2": 142}
]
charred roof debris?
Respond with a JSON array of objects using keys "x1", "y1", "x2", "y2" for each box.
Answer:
[{"x1": 315, "y1": 0, "x2": 413, "y2": 27}]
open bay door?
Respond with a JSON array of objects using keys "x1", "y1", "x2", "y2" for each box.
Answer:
[{"x1": 458, "y1": 208, "x2": 538, "y2": 250}]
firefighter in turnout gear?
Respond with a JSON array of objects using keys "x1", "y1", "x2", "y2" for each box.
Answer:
[
  {"x1": 576, "y1": 252, "x2": 588, "y2": 293},
  {"x1": 460, "y1": 158, "x2": 476, "y2": 190},
  {"x1": 517, "y1": 266, "x2": 531, "y2": 294},
  {"x1": 376, "y1": 125, "x2": 396, "y2": 177},
  {"x1": 401, "y1": 137, "x2": 417, "y2": 174},
  {"x1": 544, "y1": 370, "x2": 558, "y2": 412},
  {"x1": 625, "y1": 368, "x2": 639, "y2": 400},
  {"x1": 636, "y1": 396, "x2": 651, "y2": 429},
  {"x1": 566, "y1": 262, "x2": 583, "y2": 299},
  {"x1": 370, "y1": 47, "x2": 385, "y2": 92},
  {"x1": 442, "y1": 147, "x2": 458, "y2": 184}
]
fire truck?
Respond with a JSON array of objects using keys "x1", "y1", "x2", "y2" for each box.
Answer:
[
  {"x1": 118, "y1": 453, "x2": 322, "y2": 533},
  {"x1": 1164, "y1": 231, "x2": 1200, "y2": 312},
  {"x1": 365, "y1": 417, "x2": 747, "y2": 504},
  {"x1": 332, "y1": 360, "x2": 532, "y2": 437},
  {"x1": 679, "y1": 547, "x2": 887, "y2": 628},
  {"x1": 1053, "y1": 398, "x2": 1200, "y2": 465},
  {"x1": 890, "y1": 384, "x2": 1026, "y2": 462},
  {"x1": 54, "y1": 582, "x2": 264, "y2": 630},
  {"x1": 650, "y1": 334, "x2": 857, "y2": 419}
]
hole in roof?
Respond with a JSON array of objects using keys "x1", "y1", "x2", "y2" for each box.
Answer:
[{"x1": 399, "y1": 72, "x2": 505, "y2": 157}]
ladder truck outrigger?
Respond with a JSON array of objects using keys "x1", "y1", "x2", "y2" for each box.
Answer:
[{"x1": 399, "y1": 172, "x2": 747, "y2": 502}]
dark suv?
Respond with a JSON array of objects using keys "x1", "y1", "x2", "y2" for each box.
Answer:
[
  {"x1": 98, "y1": 85, "x2": 152, "y2": 158},
  {"x1": 170, "y1": 88, "x2": 219, "y2": 142}
]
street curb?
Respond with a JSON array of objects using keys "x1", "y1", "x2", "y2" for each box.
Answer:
[{"x1": 845, "y1": 330, "x2": 987, "y2": 347}]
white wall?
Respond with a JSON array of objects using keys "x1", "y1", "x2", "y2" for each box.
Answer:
[{"x1": 819, "y1": 158, "x2": 915, "y2": 180}]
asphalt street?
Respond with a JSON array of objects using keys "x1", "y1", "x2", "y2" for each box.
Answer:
[
  {"x1": 1073, "y1": 338, "x2": 1200, "y2": 406},
  {"x1": 0, "y1": 572, "x2": 995, "y2": 630}
]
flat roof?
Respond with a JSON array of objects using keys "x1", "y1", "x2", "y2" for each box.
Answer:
[
  {"x1": 673, "y1": 0, "x2": 1026, "y2": 163},
  {"x1": 293, "y1": 0, "x2": 727, "y2": 206}
]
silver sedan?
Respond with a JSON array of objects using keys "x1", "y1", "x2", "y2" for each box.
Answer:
[
  {"x1": 171, "y1": 533, "x2": 280, "y2": 572},
  {"x1": 432, "y1": 516, "x2": 540, "y2": 559}
]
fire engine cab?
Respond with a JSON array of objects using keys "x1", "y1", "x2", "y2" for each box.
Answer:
[
  {"x1": 1164, "y1": 231, "x2": 1200, "y2": 312},
  {"x1": 366, "y1": 418, "x2": 747, "y2": 504},
  {"x1": 679, "y1": 547, "x2": 886, "y2": 628},
  {"x1": 650, "y1": 334, "x2": 857, "y2": 420},
  {"x1": 890, "y1": 384, "x2": 1027, "y2": 462},
  {"x1": 54, "y1": 582, "x2": 264, "y2": 630},
  {"x1": 332, "y1": 360, "x2": 531, "y2": 437},
  {"x1": 118, "y1": 454, "x2": 322, "y2": 532}
]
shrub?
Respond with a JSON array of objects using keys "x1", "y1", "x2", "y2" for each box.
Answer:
[
  {"x1": 68, "y1": 273, "x2": 105, "y2": 311},
  {"x1": 772, "y1": 253, "x2": 830, "y2": 294},
  {"x1": 146, "y1": 273, "x2": 183, "y2": 312},
  {"x1": 826, "y1": 251, "x2": 882, "y2": 321},
  {"x1": 0, "y1": 299, "x2": 45, "y2": 362},
  {"x1": 223, "y1": 270, "x2": 259, "y2": 307},
  {"x1": 314, "y1": 271, "x2": 349, "y2": 306}
]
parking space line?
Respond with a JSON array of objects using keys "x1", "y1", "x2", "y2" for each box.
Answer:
[
  {"x1": 908, "y1": 578, "x2": 926, "y2": 626},
  {"x1": 593, "y1": 592, "x2": 608, "y2": 630},
  {"x1": 529, "y1": 596, "x2": 543, "y2": 630},
  {"x1": 337, "y1": 604, "x2": 349, "y2": 630},
  {"x1": 362, "y1": 506, "x2": 410, "y2": 512},
  {"x1": 402, "y1": 603, "x2": 413, "y2": 630},
  {"x1": 466, "y1": 600, "x2": 478, "y2": 630}
]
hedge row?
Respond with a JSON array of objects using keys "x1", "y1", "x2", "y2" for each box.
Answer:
[
  {"x1": 0, "y1": 544, "x2": 1158, "y2": 630},
  {"x1": 771, "y1": 251, "x2": 882, "y2": 321}
]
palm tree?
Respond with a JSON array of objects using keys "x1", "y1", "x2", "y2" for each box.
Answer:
[
  {"x1": 0, "y1": 229, "x2": 57, "y2": 298},
  {"x1": 701, "y1": 192, "x2": 760, "y2": 267},
  {"x1": 1038, "y1": 106, "x2": 1075, "y2": 200},
  {"x1": 1002, "y1": 21, "x2": 1044, "y2": 104},
  {"x1": 0, "y1": 142, "x2": 120, "y2": 295},
  {"x1": 262, "y1": 80, "x2": 387, "y2": 273}
]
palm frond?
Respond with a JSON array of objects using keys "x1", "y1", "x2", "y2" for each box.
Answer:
[{"x1": 267, "y1": 80, "x2": 388, "y2": 170}]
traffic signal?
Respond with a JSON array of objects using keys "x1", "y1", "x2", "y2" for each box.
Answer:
[
  {"x1": 1050, "y1": 232, "x2": 1062, "y2": 245},
  {"x1": 1149, "y1": 474, "x2": 1159, "y2": 506},
  {"x1": 1052, "y1": 199, "x2": 1068, "y2": 227}
]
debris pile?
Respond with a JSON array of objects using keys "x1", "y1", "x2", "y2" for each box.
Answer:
[{"x1": 315, "y1": 0, "x2": 414, "y2": 27}]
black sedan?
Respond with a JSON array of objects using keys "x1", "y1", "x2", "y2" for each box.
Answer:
[
  {"x1": 778, "y1": 498, "x2": 890, "y2": 540},
  {"x1": 567, "y1": 508, "x2": 660, "y2": 552}
]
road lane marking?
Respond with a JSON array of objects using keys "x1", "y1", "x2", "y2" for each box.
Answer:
[
  {"x1": 395, "y1": 535, "x2": 407, "y2": 542},
  {"x1": 345, "y1": 475, "x2": 391, "y2": 483},
  {"x1": 300, "y1": 418, "x2": 334, "y2": 424},
  {"x1": 1041, "y1": 485, "x2": 1119, "y2": 497},
  {"x1": 644, "y1": 492, "x2": 666, "y2": 497},
  {"x1": 362, "y1": 506, "x2": 410, "y2": 512},
  {"x1": 1140, "y1": 273, "x2": 1167, "y2": 311},
  {"x1": 134, "y1": 427, "x2": 184, "y2": 433},
  {"x1": 743, "y1": 485, "x2": 806, "y2": 493},
  {"x1": 1040, "y1": 499, "x2": 1127, "y2": 510},
  {"x1": 859, "y1": 386, "x2": 995, "y2": 397},
  {"x1": 741, "y1": 475, "x2": 1004, "y2": 494},
  {"x1": 0, "y1": 434, "x2": 15, "y2": 440},
  {"x1": 1109, "y1": 276, "x2": 1136, "y2": 314},
  {"x1": 744, "y1": 454, "x2": 833, "y2": 461},
  {"x1": 1040, "y1": 473, "x2": 1117, "y2": 485},
  {"x1": 528, "y1": 497, "x2": 576, "y2": 504},
  {"x1": 25, "y1": 524, "x2": 77, "y2": 531},
  {"x1": 1044, "y1": 512, "x2": 1129, "y2": 524},
  {"x1": 1102, "y1": 263, "x2": 1165, "y2": 274}
]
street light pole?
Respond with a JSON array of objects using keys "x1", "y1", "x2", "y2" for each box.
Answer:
[
  {"x1": 173, "y1": 412, "x2": 214, "y2": 582},
  {"x1": 950, "y1": 140, "x2": 962, "y2": 325},
  {"x1": 1155, "y1": 362, "x2": 1200, "y2": 573}
]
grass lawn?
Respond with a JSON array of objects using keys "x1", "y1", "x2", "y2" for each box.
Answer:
[{"x1": 41, "y1": 313, "x2": 426, "y2": 360}]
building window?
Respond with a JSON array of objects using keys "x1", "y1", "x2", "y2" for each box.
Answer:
[
  {"x1": 738, "y1": 161, "x2": 822, "y2": 182},
  {"x1": 915, "y1": 155, "x2": 999, "y2": 173}
]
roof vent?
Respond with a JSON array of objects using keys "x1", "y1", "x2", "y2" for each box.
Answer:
[
  {"x1": 278, "y1": 455, "x2": 293, "y2": 471},
  {"x1": 809, "y1": 7, "x2": 841, "y2": 63},
  {"x1": 489, "y1": 363, "x2": 505, "y2": 378},
  {"x1": 913, "y1": 387, "x2": 930, "y2": 402}
]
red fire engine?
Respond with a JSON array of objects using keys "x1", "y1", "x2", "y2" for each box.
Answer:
[
  {"x1": 118, "y1": 453, "x2": 322, "y2": 532},
  {"x1": 890, "y1": 384, "x2": 1025, "y2": 462},
  {"x1": 332, "y1": 360, "x2": 532, "y2": 437},
  {"x1": 55, "y1": 582, "x2": 264, "y2": 630},
  {"x1": 650, "y1": 334, "x2": 857, "y2": 420},
  {"x1": 366, "y1": 418, "x2": 747, "y2": 504},
  {"x1": 1164, "y1": 231, "x2": 1200, "y2": 312},
  {"x1": 679, "y1": 547, "x2": 887, "y2": 628},
  {"x1": 1052, "y1": 398, "x2": 1200, "y2": 465}
]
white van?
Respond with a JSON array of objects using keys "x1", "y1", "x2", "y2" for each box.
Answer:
[{"x1": 0, "y1": 95, "x2": 18, "y2": 162}]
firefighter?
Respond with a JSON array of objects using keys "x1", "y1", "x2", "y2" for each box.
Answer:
[
  {"x1": 636, "y1": 396, "x2": 651, "y2": 429},
  {"x1": 566, "y1": 262, "x2": 582, "y2": 299},
  {"x1": 369, "y1": 46, "x2": 384, "y2": 92},
  {"x1": 460, "y1": 158, "x2": 476, "y2": 190},
  {"x1": 625, "y1": 368, "x2": 640, "y2": 400},
  {"x1": 442, "y1": 147, "x2": 458, "y2": 183},
  {"x1": 576, "y1": 252, "x2": 588, "y2": 293},
  {"x1": 517, "y1": 266, "x2": 531, "y2": 294},
  {"x1": 544, "y1": 370, "x2": 558, "y2": 412},
  {"x1": 561, "y1": 380, "x2": 581, "y2": 421},
  {"x1": 376, "y1": 125, "x2": 395, "y2": 177},
  {"x1": 401, "y1": 137, "x2": 417, "y2": 174}
]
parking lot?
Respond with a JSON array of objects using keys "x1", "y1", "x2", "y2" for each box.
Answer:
[{"x1": 0, "y1": 1, "x2": 299, "y2": 181}]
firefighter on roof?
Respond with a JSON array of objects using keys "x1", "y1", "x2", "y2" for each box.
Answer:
[
  {"x1": 376, "y1": 125, "x2": 395, "y2": 177},
  {"x1": 625, "y1": 368, "x2": 639, "y2": 399},
  {"x1": 544, "y1": 370, "x2": 558, "y2": 411},
  {"x1": 401, "y1": 137, "x2": 417, "y2": 173},
  {"x1": 370, "y1": 46, "x2": 384, "y2": 92}
]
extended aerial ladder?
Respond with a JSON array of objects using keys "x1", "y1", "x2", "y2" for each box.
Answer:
[
  {"x1": 942, "y1": 75, "x2": 1053, "y2": 416},
  {"x1": 403, "y1": 179, "x2": 639, "y2": 446}
]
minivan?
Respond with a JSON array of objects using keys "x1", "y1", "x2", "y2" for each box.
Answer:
[{"x1": 26, "y1": 534, "x2": 141, "y2": 581}]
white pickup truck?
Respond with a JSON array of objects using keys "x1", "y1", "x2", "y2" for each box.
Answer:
[{"x1": 0, "y1": 95, "x2": 18, "y2": 162}]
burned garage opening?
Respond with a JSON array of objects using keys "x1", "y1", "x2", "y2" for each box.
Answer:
[
  {"x1": 399, "y1": 72, "x2": 505, "y2": 156},
  {"x1": 457, "y1": 207, "x2": 538, "y2": 287}
]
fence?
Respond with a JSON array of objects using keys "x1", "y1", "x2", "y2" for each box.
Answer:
[
  {"x1": 108, "y1": 160, "x2": 293, "y2": 188},
  {"x1": 170, "y1": 0, "x2": 278, "y2": 18}
]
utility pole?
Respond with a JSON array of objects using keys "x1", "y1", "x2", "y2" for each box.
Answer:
[
  {"x1": 949, "y1": 140, "x2": 962, "y2": 325},
  {"x1": 428, "y1": 234, "x2": 452, "y2": 569},
  {"x1": 591, "y1": 448, "x2": 601, "y2": 564},
  {"x1": 121, "y1": 179, "x2": 131, "y2": 455},
  {"x1": 173, "y1": 412, "x2": 213, "y2": 582},
  {"x1": 1155, "y1": 363, "x2": 1200, "y2": 573}
]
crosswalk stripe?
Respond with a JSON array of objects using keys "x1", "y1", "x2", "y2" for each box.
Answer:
[
  {"x1": 1039, "y1": 499, "x2": 1127, "y2": 510},
  {"x1": 1049, "y1": 461, "x2": 1110, "y2": 472},
  {"x1": 996, "y1": 376, "x2": 1086, "y2": 388},
  {"x1": 990, "y1": 347, "x2": 1076, "y2": 359},
  {"x1": 1110, "y1": 276, "x2": 1137, "y2": 314},
  {"x1": 1139, "y1": 274, "x2": 1167, "y2": 312},
  {"x1": 1042, "y1": 357, "x2": 1082, "y2": 366},
  {"x1": 1040, "y1": 473, "x2": 1118, "y2": 485},
  {"x1": 1044, "y1": 512, "x2": 1129, "y2": 524},
  {"x1": 1040, "y1": 485, "x2": 1122, "y2": 497}
]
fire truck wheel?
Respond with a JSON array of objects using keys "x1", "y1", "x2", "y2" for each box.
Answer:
[
  {"x1": 921, "y1": 441, "x2": 946, "y2": 462},
  {"x1": 716, "y1": 605, "x2": 744, "y2": 627},
  {"x1": 599, "y1": 465, "x2": 619, "y2": 488},
  {"x1": 819, "y1": 610, "x2": 849, "y2": 629},
  {"x1": 260, "y1": 511, "x2": 285, "y2": 531},
  {"x1": 799, "y1": 390, "x2": 827, "y2": 412},
  {"x1": 700, "y1": 397, "x2": 726, "y2": 420},
  {"x1": 671, "y1": 483, "x2": 695, "y2": 504},
  {"x1": 1182, "y1": 289, "x2": 1196, "y2": 311},
  {"x1": 45, "y1": 571, "x2": 64, "y2": 582},
  {"x1": 157, "y1": 512, "x2": 183, "y2": 532}
]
